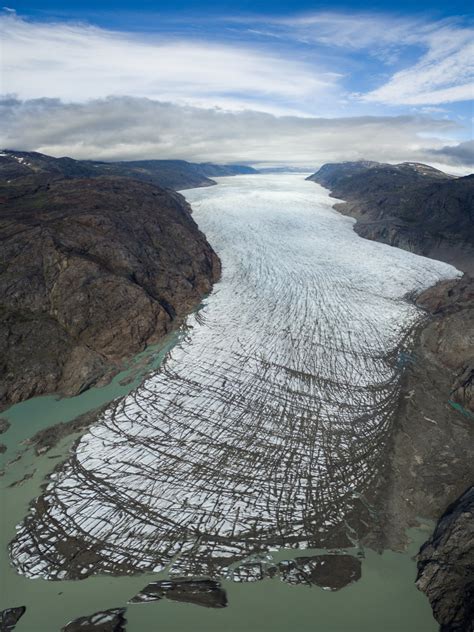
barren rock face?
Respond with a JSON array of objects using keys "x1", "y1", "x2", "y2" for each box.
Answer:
[
  {"x1": 0, "y1": 176, "x2": 220, "y2": 408},
  {"x1": 416, "y1": 276, "x2": 474, "y2": 414},
  {"x1": 307, "y1": 162, "x2": 474, "y2": 275},
  {"x1": 9, "y1": 175, "x2": 458, "y2": 582},
  {"x1": 417, "y1": 487, "x2": 474, "y2": 631}
]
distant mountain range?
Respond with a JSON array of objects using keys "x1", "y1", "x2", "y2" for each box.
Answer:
[
  {"x1": 0, "y1": 150, "x2": 259, "y2": 191},
  {"x1": 307, "y1": 160, "x2": 474, "y2": 273}
]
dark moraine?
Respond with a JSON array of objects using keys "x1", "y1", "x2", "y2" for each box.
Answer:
[
  {"x1": 229, "y1": 554, "x2": 362, "y2": 590},
  {"x1": 61, "y1": 608, "x2": 127, "y2": 632},
  {"x1": 129, "y1": 578, "x2": 227, "y2": 608}
]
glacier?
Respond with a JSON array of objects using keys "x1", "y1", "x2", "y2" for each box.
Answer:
[{"x1": 10, "y1": 174, "x2": 460, "y2": 580}]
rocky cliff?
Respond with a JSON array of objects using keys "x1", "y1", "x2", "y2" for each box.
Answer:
[
  {"x1": 416, "y1": 487, "x2": 474, "y2": 631},
  {"x1": 307, "y1": 161, "x2": 474, "y2": 273},
  {"x1": 0, "y1": 172, "x2": 221, "y2": 410}
]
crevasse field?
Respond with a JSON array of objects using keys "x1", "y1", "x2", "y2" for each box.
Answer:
[{"x1": 10, "y1": 174, "x2": 459, "y2": 581}]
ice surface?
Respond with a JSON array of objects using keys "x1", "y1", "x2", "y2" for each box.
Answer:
[{"x1": 10, "y1": 175, "x2": 460, "y2": 580}]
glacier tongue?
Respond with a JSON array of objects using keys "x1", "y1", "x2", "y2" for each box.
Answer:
[{"x1": 10, "y1": 174, "x2": 460, "y2": 580}]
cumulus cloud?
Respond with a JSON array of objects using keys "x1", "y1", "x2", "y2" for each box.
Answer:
[
  {"x1": 1, "y1": 96, "x2": 470, "y2": 171},
  {"x1": 0, "y1": 13, "x2": 340, "y2": 115}
]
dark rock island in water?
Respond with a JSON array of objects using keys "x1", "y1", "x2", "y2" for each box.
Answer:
[
  {"x1": 61, "y1": 608, "x2": 127, "y2": 632},
  {"x1": 0, "y1": 606, "x2": 26, "y2": 631},
  {"x1": 129, "y1": 578, "x2": 227, "y2": 608}
]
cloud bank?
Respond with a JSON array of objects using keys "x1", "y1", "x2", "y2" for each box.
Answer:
[
  {"x1": 429, "y1": 140, "x2": 474, "y2": 166},
  {"x1": 0, "y1": 11, "x2": 471, "y2": 170},
  {"x1": 2, "y1": 96, "x2": 471, "y2": 171}
]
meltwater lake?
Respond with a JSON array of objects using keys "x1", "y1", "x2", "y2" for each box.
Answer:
[{"x1": 0, "y1": 174, "x2": 459, "y2": 631}]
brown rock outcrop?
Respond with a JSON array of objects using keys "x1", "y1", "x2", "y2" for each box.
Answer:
[
  {"x1": 0, "y1": 175, "x2": 220, "y2": 409},
  {"x1": 307, "y1": 161, "x2": 474, "y2": 273},
  {"x1": 416, "y1": 275, "x2": 474, "y2": 415},
  {"x1": 416, "y1": 487, "x2": 474, "y2": 631}
]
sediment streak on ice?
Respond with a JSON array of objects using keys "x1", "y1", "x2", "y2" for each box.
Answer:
[{"x1": 10, "y1": 175, "x2": 460, "y2": 579}]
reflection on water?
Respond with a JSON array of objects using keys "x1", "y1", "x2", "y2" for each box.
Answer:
[{"x1": 9, "y1": 175, "x2": 458, "y2": 583}]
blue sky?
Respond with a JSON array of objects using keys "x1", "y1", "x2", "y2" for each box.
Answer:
[
  {"x1": 1, "y1": 1, "x2": 472, "y2": 169},
  {"x1": 9, "y1": 0, "x2": 474, "y2": 17}
]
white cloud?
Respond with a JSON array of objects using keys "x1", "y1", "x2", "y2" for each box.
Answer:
[
  {"x1": 249, "y1": 12, "x2": 474, "y2": 106},
  {"x1": 361, "y1": 26, "x2": 474, "y2": 105},
  {"x1": 1, "y1": 96, "x2": 469, "y2": 171},
  {"x1": 266, "y1": 11, "x2": 426, "y2": 51},
  {"x1": 1, "y1": 11, "x2": 472, "y2": 112},
  {"x1": 0, "y1": 13, "x2": 340, "y2": 114},
  {"x1": 0, "y1": 10, "x2": 471, "y2": 166}
]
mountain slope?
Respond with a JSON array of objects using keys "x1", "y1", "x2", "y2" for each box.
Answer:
[
  {"x1": 0, "y1": 150, "x2": 259, "y2": 191},
  {"x1": 0, "y1": 174, "x2": 221, "y2": 409},
  {"x1": 307, "y1": 161, "x2": 473, "y2": 273}
]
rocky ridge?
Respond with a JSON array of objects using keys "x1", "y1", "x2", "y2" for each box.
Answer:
[
  {"x1": 416, "y1": 487, "x2": 474, "y2": 631},
  {"x1": 307, "y1": 161, "x2": 474, "y2": 273},
  {"x1": 0, "y1": 169, "x2": 221, "y2": 410},
  {"x1": 0, "y1": 150, "x2": 258, "y2": 191}
]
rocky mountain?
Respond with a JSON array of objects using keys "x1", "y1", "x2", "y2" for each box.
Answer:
[
  {"x1": 0, "y1": 172, "x2": 221, "y2": 410},
  {"x1": 308, "y1": 160, "x2": 450, "y2": 192},
  {"x1": 0, "y1": 150, "x2": 258, "y2": 191},
  {"x1": 416, "y1": 486, "x2": 474, "y2": 631},
  {"x1": 307, "y1": 161, "x2": 474, "y2": 273}
]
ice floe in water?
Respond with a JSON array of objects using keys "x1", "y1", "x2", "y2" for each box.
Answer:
[{"x1": 10, "y1": 175, "x2": 460, "y2": 580}]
